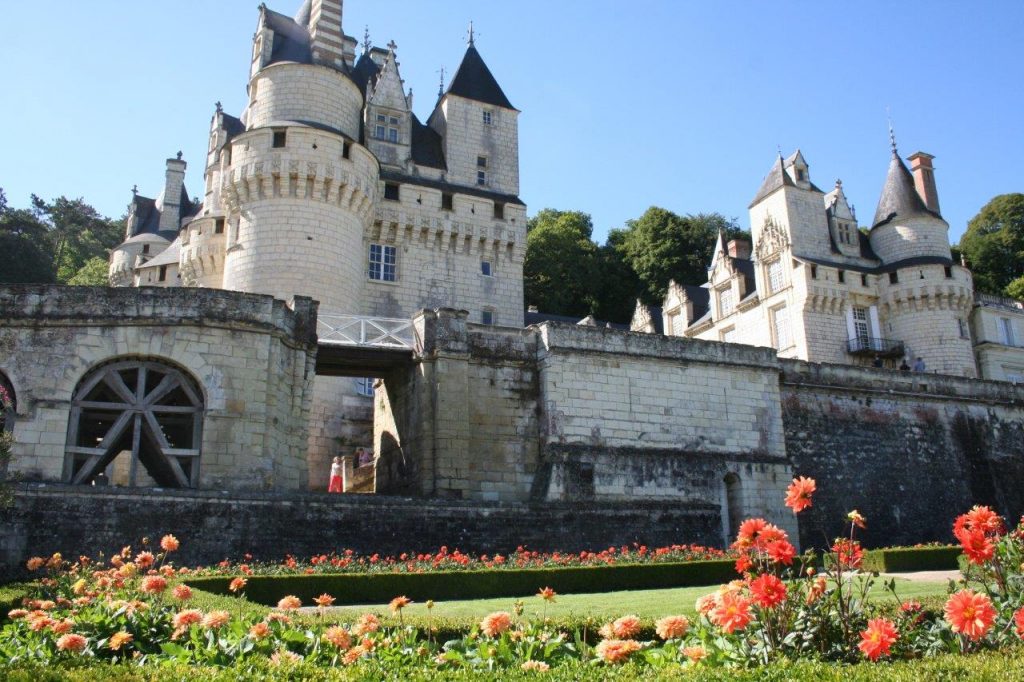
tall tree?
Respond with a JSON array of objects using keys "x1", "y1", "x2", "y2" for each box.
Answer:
[
  {"x1": 67, "y1": 257, "x2": 112, "y2": 286},
  {"x1": 31, "y1": 195, "x2": 124, "y2": 282},
  {"x1": 0, "y1": 188, "x2": 56, "y2": 284},
  {"x1": 958, "y1": 193, "x2": 1024, "y2": 296},
  {"x1": 591, "y1": 239, "x2": 643, "y2": 323},
  {"x1": 613, "y1": 208, "x2": 744, "y2": 304},
  {"x1": 524, "y1": 209, "x2": 600, "y2": 317}
]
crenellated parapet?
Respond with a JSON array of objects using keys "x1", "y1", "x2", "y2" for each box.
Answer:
[
  {"x1": 179, "y1": 216, "x2": 227, "y2": 288},
  {"x1": 879, "y1": 265, "x2": 974, "y2": 316}
]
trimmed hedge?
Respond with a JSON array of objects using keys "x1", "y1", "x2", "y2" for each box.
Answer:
[
  {"x1": 185, "y1": 559, "x2": 737, "y2": 606},
  {"x1": 861, "y1": 546, "x2": 960, "y2": 573}
]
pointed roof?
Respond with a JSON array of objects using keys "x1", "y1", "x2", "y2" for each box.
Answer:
[
  {"x1": 749, "y1": 156, "x2": 795, "y2": 207},
  {"x1": 445, "y1": 45, "x2": 514, "y2": 110},
  {"x1": 872, "y1": 151, "x2": 940, "y2": 228}
]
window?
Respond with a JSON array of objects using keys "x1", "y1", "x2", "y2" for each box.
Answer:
[
  {"x1": 272, "y1": 130, "x2": 287, "y2": 148},
  {"x1": 1007, "y1": 373, "x2": 1023, "y2": 385},
  {"x1": 158, "y1": 266, "x2": 167, "y2": 282},
  {"x1": 355, "y1": 378, "x2": 374, "y2": 397},
  {"x1": 1000, "y1": 318, "x2": 1016, "y2": 346},
  {"x1": 383, "y1": 183, "x2": 400, "y2": 201},
  {"x1": 482, "y1": 310, "x2": 494, "y2": 325},
  {"x1": 493, "y1": 202, "x2": 505, "y2": 220},
  {"x1": 796, "y1": 168, "x2": 806, "y2": 182},
  {"x1": 142, "y1": 244, "x2": 150, "y2": 255},
  {"x1": 368, "y1": 244, "x2": 397, "y2": 282},
  {"x1": 441, "y1": 192, "x2": 453, "y2": 210},
  {"x1": 772, "y1": 306, "x2": 792, "y2": 349},
  {"x1": 852, "y1": 306, "x2": 870, "y2": 341},
  {"x1": 477, "y1": 170, "x2": 487, "y2": 186},
  {"x1": 721, "y1": 327, "x2": 736, "y2": 343},
  {"x1": 958, "y1": 319, "x2": 970, "y2": 340},
  {"x1": 861, "y1": 274, "x2": 869, "y2": 287},
  {"x1": 718, "y1": 287, "x2": 734, "y2": 317},
  {"x1": 767, "y1": 258, "x2": 784, "y2": 293},
  {"x1": 889, "y1": 271, "x2": 899, "y2": 284},
  {"x1": 481, "y1": 261, "x2": 492, "y2": 277},
  {"x1": 810, "y1": 265, "x2": 817, "y2": 279},
  {"x1": 214, "y1": 218, "x2": 225, "y2": 234},
  {"x1": 838, "y1": 222, "x2": 854, "y2": 245},
  {"x1": 944, "y1": 266, "x2": 953, "y2": 279},
  {"x1": 342, "y1": 141, "x2": 351, "y2": 159},
  {"x1": 482, "y1": 111, "x2": 493, "y2": 125},
  {"x1": 374, "y1": 114, "x2": 400, "y2": 143},
  {"x1": 388, "y1": 127, "x2": 398, "y2": 143},
  {"x1": 477, "y1": 156, "x2": 488, "y2": 168},
  {"x1": 838, "y1": 270, "x2": 846, "y2": 284}
]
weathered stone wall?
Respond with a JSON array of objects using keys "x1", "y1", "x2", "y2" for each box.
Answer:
[
  {"x1": 781, "y1": 360, "x2": 1024, "y2": 549},
  {"x1": 0, "y1": 285, "x2": 317, "y2": 492},
  {"x1": 0, "y1": 484, "x2": 722, "y2": 581}
]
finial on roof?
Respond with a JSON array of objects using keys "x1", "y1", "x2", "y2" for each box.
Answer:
[
  {"x1": 467, "y1": 20, "x2": 475, "y2": 47},
  {"x1": 131, "y1": 184, "x2": 138, "y2": 196},
  {"x1": 835, "y1": 178, "x2": 842, "y2": 189},
  {"x1": 887, "y1": 108, "x2": 898, "y2": 156},
  {"x1": 176, "y1": 151, "x2": 183, "y2": 160},
  {"x1": 776, "y1": 144, "x2": 783, "y2": 160},
  {"x1": 438, "y1": 66, "x2": 446, "y2": 97},
  {"x1": 362, "y1": 26, "x2": 371, "y2": 54},
  {"x1": 386, "y1": 39, "x2": 397, "y2": 54},
  {"x1": 215, "y1": 101, "x2": 222, "y2": 113}
]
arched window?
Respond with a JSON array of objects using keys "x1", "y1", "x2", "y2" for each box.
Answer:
[
  {"x1": 64, "y1": 360, "x2": 203, "y2": 488},
  {"x1": 0, "y1": 372, "x2": 14, "y2": 432},
  {"x1": 723, "y1": 473, "x2": 743, "y2": 544}
]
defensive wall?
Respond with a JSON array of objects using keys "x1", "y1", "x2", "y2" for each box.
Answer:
[{"x1": 2, "y1": 289, "x2": 1024, "y2": 573}]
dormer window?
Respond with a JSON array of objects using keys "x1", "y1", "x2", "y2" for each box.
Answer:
[
  {"x1": 375, "y1": 114, "x2": 400, "y2": 143},
  {"x1": 838, "y1": 222, "x2": 854, "y2": 245},
  {"x1": 718, "y1": 287, "x2": 735, "y2": 317},
  {"x1": 766, "y1": 258, "x2": 784, "y2": 294},
  {"x1": 796, "y1": 168, "x2": 806, "y2": 182}
]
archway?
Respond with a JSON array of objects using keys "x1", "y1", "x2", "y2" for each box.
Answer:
[{"x1": 64, "y1": 360, "x2": 203, "y2": 488}]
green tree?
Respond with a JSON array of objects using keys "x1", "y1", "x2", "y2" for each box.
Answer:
[
  {"x1": 1007, "y1": 276, "x2": 1024, "y2": 302},
  {"x1": 958, "y1": 193, "x2": 1024, "y2": 296},
  {"x1": 31, "y1": 195, "x2": 124, "y2": 282},
  {"x1": 0, "y1": 188, "x2": 56, "y2": 284},
  {"x1": 613, "y1": 208, "x2": 744, "y2": 304},
  {"x1": 524, "y1": 209, "x2": 600, "y2": 317},
  {"x1": 67, "y1": 257, "x2": 111, "y2": 285}
]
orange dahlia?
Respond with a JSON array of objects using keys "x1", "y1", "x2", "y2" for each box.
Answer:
[
  {"x1": 276, "y1": 595, "x2": 302, "y2": 611},
  {"x1": 388, "y1": 595, "x2": 411, "y2": 612},
  {"x1": 611, "y1": 615, "x2": 642, "y2": 639},
  {"x1": 858, "y1": 618, "x2": 898, "y2": 661},
  {"x1": 352, "y1": 613, "x2": 380, "y2": 636},
  {"x1": 324, "y1": 626, "x2": 352, "y2": 650},
  {"x1": 654, "y1": 615, "x2": 689, "y2": 640},
  {"x1": 944, "y1": 590, "x2": 996, "y2": 640},
  {"x1": 249, "y1": 622, "x2": 271, "y2": 639},
  {"x1": 480, "y1": 611, "x2": 512, "y2": 637},
  {"x1": 160, "y1": 535, "x2": 180, "y2": 552},
  {"x1": 172, "y1": 609, "x2": 203, "y2": 629},
  {"x1": 784, "y1": 476, "x2": 816, "y2": 513},
  {"x1": 108, "y1": 631, "x2": 133, "y2": 651},
  {"x1": 711, "y1": 592, "x2": 752, "y2": 633},
  {"x1": 172, "y1": 584, "x2": 192, "y2": 601},
  {"x1": 1014, "y1": 607, "x2": 1024, "y2": 639},
  {"x1": 537, "y1": 586, "x2": 557, "y2": 602},
  {"x1": 140, "y1": 575, "x2": 167, "y2": 594},
  {"x1": 228, "y1": 577, "x2": 248, "y2": 593},
  {"x1": 56, "y1": 633, "x2": 87, "y2": 653},
  {"x1": 202, "y1": 610, "x2": 231, "y2": 629},
  {"x1": 749, "y1": 573, "x2": 787, "y2": 609},
  {"x1": 315, "y1": 593, "x2": 336, "y2": 608},
  {"x1": 595, "y1": 638, "x2": 641, "y2": 664}
]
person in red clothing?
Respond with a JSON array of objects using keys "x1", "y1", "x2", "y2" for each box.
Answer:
[{"x1": 328, "y1": 456, "x2": 343, "y2": 493}]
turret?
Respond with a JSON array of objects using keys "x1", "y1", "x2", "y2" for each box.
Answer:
[
  {"x1": 868, "y1": 140, "x2": 950, "y2": 265},
  {"x1": 428, "y1": 34, "x2": 519, "y2": 196},
  {"x1": 364, "y1": 42, "x2": 413, "y2": 169}
]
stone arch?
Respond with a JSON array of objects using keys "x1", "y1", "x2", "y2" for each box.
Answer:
[
  {"x1": 722, "y1": 472, "x2": 743, "y2": 546},
  {"x1": 64, "y1": 358, "x2": 204, "y2": 489}
]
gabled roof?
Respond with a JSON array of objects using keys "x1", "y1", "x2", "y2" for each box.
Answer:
[
  {"x1": 749, "y1": 156, "x2": 795, "y2": 207},
  {"x1": 264, "y1": 8, "x2": 313, "y2": 66},
  {"x1": 445, "y1": 45, "x2": 515, "y2": 110},
  {"x1": 679, "y1": 284, "x2": 711, "y2": 323},
  {"x1": 872, "y1": 152, "x2": 941, "y2": 228},
  {"x1": 221, "y1": 113, "x2": 245, "y2": 140}
]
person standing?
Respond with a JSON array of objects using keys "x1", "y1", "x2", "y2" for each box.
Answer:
[
  {"x1": 328, "y1": 456, "x2": 343, "y2": 493},
  {"x1": 912, "y1": 357, "x2": 926, "y2": 372}
]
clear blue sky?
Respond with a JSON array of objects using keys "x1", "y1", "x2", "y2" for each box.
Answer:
[{"x1": 1, "y1": 1, "x2": 1021, "y2": 246}]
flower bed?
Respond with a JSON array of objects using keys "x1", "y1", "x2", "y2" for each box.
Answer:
[
  {"x1": 1, "y1": 479, "x2": 1022, "y2": 674},
  {"x1": 184, "y1": 559, "x2": 739, "y2": 606}
]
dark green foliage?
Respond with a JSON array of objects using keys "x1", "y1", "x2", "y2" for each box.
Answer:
[
  {"x1": 860, "y1": 546, "x2": 961, "y2": 573},
  {"x1": 523, "y1": 209, "x2": 600, "y2": 318},
  {"x1": 958, "y1": 193, "x2": 1024, "y2": 296},
  {"x1": 612, "y1": 209, "x2": 745, "y2": 304},
  {"x1": 185, "y1": 560, "x2": 738, "y2": 607}
]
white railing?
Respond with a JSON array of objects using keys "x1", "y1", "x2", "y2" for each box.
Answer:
[
  {"x1": 318, "y1": 314, "x2": 415, "y2": 349},
  {"x1": 976, "y1": 292, "x2": 1024, "y2": 310}
]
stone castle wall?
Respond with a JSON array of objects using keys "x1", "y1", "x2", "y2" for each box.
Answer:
[{"x1": 0, "y1": 285, "x2": 317, "y2": 492}]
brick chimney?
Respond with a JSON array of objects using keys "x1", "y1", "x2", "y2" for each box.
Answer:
[
  {"x1": 907, "y1": 152, "x2": 940, "y2": 215},
  {"x1": 309, "y1": 1, "x2": 346, "y2": 70},
  {"x1": 727, "y1": 239, "x2": 752, "y2": 260}
]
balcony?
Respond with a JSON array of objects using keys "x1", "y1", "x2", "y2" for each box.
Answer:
[{"x1": 846, "y1": 336, "x2": 905, "y2": 358}]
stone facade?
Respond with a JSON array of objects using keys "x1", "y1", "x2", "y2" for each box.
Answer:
[
  {"x1": 971, "y1": 294, "x2": 1024, "y2": 383},
  {"x1": 0, "y1": 286, "x2": 317, "y2": 492}
]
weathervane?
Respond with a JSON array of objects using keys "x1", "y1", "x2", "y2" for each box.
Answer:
[
  {"x1": 437, "y1": 66, "x2": 446, "y2": 97},
  {"x1": 887, "y1": 107, "x2": 898, "y2": 155},
  {"x1": 363, "y1": 26, "x2": 371, "y2": 54},
  {"x1": 467, "y1": 21, "x2": 475, "y2": 47}
]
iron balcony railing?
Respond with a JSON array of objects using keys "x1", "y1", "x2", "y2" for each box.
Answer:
[
  {"x1": 317, "y1": 314, "x2": 415, "y2": 349},
  {"x1": 846, "y1": 336, "x2": 905, "y2": 357}
]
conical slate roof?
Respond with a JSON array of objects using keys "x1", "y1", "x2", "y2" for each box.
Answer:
[
  {"x1": 872, "y1": 152, "x2": 938, "y2": 228},
  {"x1": 446, "y1": 45, "x2": 514, "y2": 109},
  {"x1": 749, "y1": 156, "x2": 795, "y2": 207}
]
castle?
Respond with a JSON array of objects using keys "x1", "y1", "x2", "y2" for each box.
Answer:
[
  {"x1": 1, "y1": 0, "x2": 1024, "y2": 569},
  {"x1": 106, "y1": 0, "x2": 526, "y2": 487}
]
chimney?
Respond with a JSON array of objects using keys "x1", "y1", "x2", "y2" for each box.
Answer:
[
  {"x1": 158, "y1": 154, "x2": 187, "y2": 233},
  {"x1": 907, "y1": 152, "x2": 940, "y2": 215},
  {"x1": 727, "y1": 239, "x2": 752, "y2": 260},
  {"x1": 308, "y1": 1, "x2": 346, "y2": 70}
]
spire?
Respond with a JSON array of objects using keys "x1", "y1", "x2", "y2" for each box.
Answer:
[
  {"x1": 872, "y1": 143, "x2": 934, "y2": 228},
  {"x1": 444, "y1": 39, "x2": 515, "y2": 109},
  {"x1": 749, "y1": 154, "x2": 795, "y2": 207}
]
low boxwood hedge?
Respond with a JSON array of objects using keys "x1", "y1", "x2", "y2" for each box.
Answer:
[
  {"x1": 861, "y1": 546, "x2": 960, "y2": 573},
  {"x1": 185, "y1": 559, "x2": 737, "y2": 606},
  {"x1": 0, "y1": 584, "x2": 31, "y2": 624}
]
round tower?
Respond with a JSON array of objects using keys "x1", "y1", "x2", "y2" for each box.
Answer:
[
  {"x1": 868, "y1": 148, "x2": 951, "y2": 264},
  {"x1": 220, "y1": 3, "x2": 376, "y2": 314}
]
